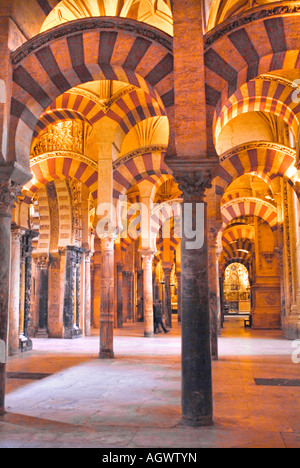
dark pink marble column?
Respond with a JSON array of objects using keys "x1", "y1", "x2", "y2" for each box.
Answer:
[
  {"x1": 8, "y1": 226, "x2": 23, "y2": 355},
  {"x1": 99, "y1": 237, "x2": 115, "y2": 359},
  {"x1": 165, "y1": 163, "x2": 216, "y2": 427},
  {"x1": 0, "y1": 181, "x2": 22, "y2": 416}
]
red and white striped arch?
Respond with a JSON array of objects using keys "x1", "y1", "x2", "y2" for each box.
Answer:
[{"x1": 221, "y1": 197, "x2": 278, "y2": 231}]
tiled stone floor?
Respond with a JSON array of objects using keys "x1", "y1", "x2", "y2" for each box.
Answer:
[{"x1": 0, "y1": 317, "x2": 299, "y2": 448}]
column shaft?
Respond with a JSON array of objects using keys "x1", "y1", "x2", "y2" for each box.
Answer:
[
  {"x1": 142, "y1": 254, "x2": 154, "y2": 337},
  {"x1": 8, "y1": 227, "x2": 22, "y2": 355},
  {"x1": 99, "y1": 238, "x2": 115, "y2": 359},
  {"x1": 163, "y1": 266, "x2": 173, "y2": 328},
  {"x1": 85, "y1": 252, "x2": 92, "y2": 336},
  {"x1": 116, "y1": 263, "x2": 124, "y2": 328},
  {"x1": 181, "y1": 200, "x2": 213, "y2": 426},
  {"x1": 0, "y1": 181, "x2": 22, "y2": 416}
]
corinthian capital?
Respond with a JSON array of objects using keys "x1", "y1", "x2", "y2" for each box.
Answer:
[
  {"x1": 0, "y1": 181, "x2": 22, "y2": 217},
  {"x1": 166, "y1": 158, "x2": 218, "y2": 202}
]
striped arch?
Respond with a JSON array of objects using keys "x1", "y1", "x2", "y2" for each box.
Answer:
[
  {"x1": 221, "y1": 256, "x2": 251, "y2": 276},
  {"x1": 113, "y1": 151, "x2": 171, "y2": 201},
  {"x1": 156, "y1": 224, "x2": 180, "y2": 265},
  {"x1": 204, "y1": 8, "x2": 300, "y2": 151},
  {"x1": 214, "y1": 78, "x2": 300, "y2": 143},
  {"x1": 151, "y1": 198, "x2": 182, "y2": 239},
  {"x1": 23, "y1": 156, "x2": 98, "y2": 203},
  {"x1": 221, "y1": 238, "x2": 254, "y2": 263},
  {"x1": 34, "y1": 88, "x2": 167, "y2": 140},
  {"x1": 222, "y1": 224, "x2": 255, "y2": 247},
  {"x1": 10, "y1": 17, "x2": 173, "y2": 166},
  {"x1": 220, "y1": 245, "x2": 253, "y2": 275},
  {"x1": 214, "y1": 142, "x2": 298, "y2": 197},
  {"x1": 221, "y1": 197, "x2": 278, "y2": 231},
  {"x1": 33, "y1": 109, "x2": 91, "y2": 139}
]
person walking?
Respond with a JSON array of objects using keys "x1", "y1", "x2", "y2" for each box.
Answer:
[{"x1": 154, "y1": 300, "x2": 169, "y2": 334}]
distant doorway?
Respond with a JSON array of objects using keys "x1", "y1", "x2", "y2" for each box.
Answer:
[{"x1": 223, "y1": 263, "x2": 251, "y2": 316}]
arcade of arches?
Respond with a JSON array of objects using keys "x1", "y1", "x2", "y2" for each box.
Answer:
[{"x1": 1, "y1": 0, "x2": 300, "y2": 435}]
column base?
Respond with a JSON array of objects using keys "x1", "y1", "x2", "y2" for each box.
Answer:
[
  {"x1": 181, "y1": 415, "x2": 213, "y2": 428},
  {"x1": 35, "y1": 328, "x2": 49, "y2": 338},
  {"x1": 99, "y1": 350, "x2": 114, "y2": 359},
  {"x1": 19, "y1": 335, "x2": 32, "y2": 353},
  {"x1": 63, "y1": 327, "x2": 82, "y2": 339},
  {"x1": 144, "y1": 331, "x2": 154, "y2": 337}
]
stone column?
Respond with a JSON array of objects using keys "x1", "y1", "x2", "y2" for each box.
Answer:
[
  {"x1": 48, "y1": 251, "x2": 65, "y2": 338},
  {"x1": 8, "y1": 226, "x2": 23, "y2": 355},
  {"x1": 0, "y1": 181, "x2": 22, "y2": 416},
  {"x1": 167, "y1": 164, "x2": 216, "y2": 427},
  {"x1": 127, "y1": 272, "x2": 134, "y2": 322},
  {"x1": 85, "y1": 251, "x2": 92, "y2": 337},
  {"x1": 180, "y1": 172, "x2": 213, "y2": 427},
  {"x1": 176, "y1": 271, "x2": 182, "y2": 323},
  {"x1": 208, "y1": 224, "x2": 222, "y2": 361},
  {"x1": 20, "y1": 230, "x2": 38, "y2": 351},
  {"x1": 99, "y1": 237, "x2": 115, "y2": 359},
  {"x1": 116, "y1": 262, "x2": 124, "y2": 328},
  {"x1": 63, "y1": 246, "x2": 83, "y2": 339},
  {"x1": 35, "y1": 256, "x2": 49, "y2": 338},
  {"x1": 141, "y1": 252, "x2": 154, "y2": 337},
  {"x1": 162, "y1": 263, "x2": 173, "y2": 328}
]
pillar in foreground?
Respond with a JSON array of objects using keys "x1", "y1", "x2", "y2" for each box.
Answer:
[
  {"x1": 166, "y1": 164, "x2": 215, "y2": 427},
  {"x1": 208, "y1": 223, "x2": 222, "y2": 361},
  {"x1": 0, "y1": 181, "x2": 22, "y2": 416},
  {"x1": 85, "y1": 251, "x2": 92, "y2": 337},
  {"x1": 141, "y1": 251, "x2": 154, "y2": 337},
  {"x1": 162, "y1": 263, "x2": 173, "y2": 328},
  {"x1": 99, "y1": 237, "x2": 115, "y2": 359},
  {"x1": 8, "y1": 226, "x2": 23, "y2": 355},
  {"x1": 116, "y1": 262, "x2": 124, "y2": 328}
]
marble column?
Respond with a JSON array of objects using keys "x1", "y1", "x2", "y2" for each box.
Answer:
[
  {"x1": 141, "y1": 252, "x2": 154, "y2": 337},
  {"x1": 126, "y1": 272, "x2": 134, "y2": 322},
  {"x1": 85, "y1": 251, "x2": 92, "y2": 337},
  {"x1": 0, "y1": 181, "x2": 22, "y2": 416},
  {"x1": 20, "y1": 230, "x2": 38, "y2": 351},
  {"x1": 163, "y1": 263, "x2": 173, "y2": 328},
  {"x1": 208, "y1": 225, "x2": 222, "y2": 361},
  {"x1": 99, "y1": 237, "x2": 115, "y2": 359},
  {"x1": 176, "y1": 271, "x2": 182, "y2": 323},
  {"x1": 167, "y1": 165, "x2": 215, "y2": 427},
  {"x1": 116, "y1": 262, "x2": 124, "y2": 328},
  {"x1": 35, "y1": 256, "x2": 49, "y2": 338},
  {"x1": 8, "y1": 226, "x2": 23, "y2": 356},
  {"x1": 63, "y1": 246, "x2": 83, "y2": 339}
]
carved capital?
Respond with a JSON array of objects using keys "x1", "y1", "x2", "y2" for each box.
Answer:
[
  {"x1": 0, "y1": 181, "x2": 22, "y2": 217},
  {"x1": 167, "y1": 158, "x2": 218, "y2": 202},
  {"x1": 85, "y1": 250, "x2": 93, "y2": 263},
  {"x1": 11, "y1": 225, "x2": 24, "y2": 243}
]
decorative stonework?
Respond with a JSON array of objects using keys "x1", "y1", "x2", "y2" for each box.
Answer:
[
  {"x1": 32, "y1": 121, "x2": 84, "y2": 156},
  {"x1": 69, "y1": 85, "x2": 138, "y2": 114},
  {"x1": 11, "y1": 17, "x2": 173, "y2": 66},
  {"x1": 114, "y1": 146, "x2": 167, "y2": 170},
  {"x1": 219, "y1": 141, "x2": 296, "y2": 164},
  {"x1": 257, "y1": 74, "x2": 300, "y2": 91},
  {"x1": 205, "y1": 2, "x2": 300, "y2": 49},
  {"x1": 175, "y1": 171, "x2": 212, "y2": 202},
  {"x1": 0, "y1": 181, "x2": 22, "y2": 217},
  {"x1": 30, "y1": 151, "x2": 98, "y2": 171}
]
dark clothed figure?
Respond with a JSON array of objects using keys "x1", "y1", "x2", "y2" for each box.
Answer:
[{"x1": 154, "y1": 301, "x2": 169, "y2": 334}]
